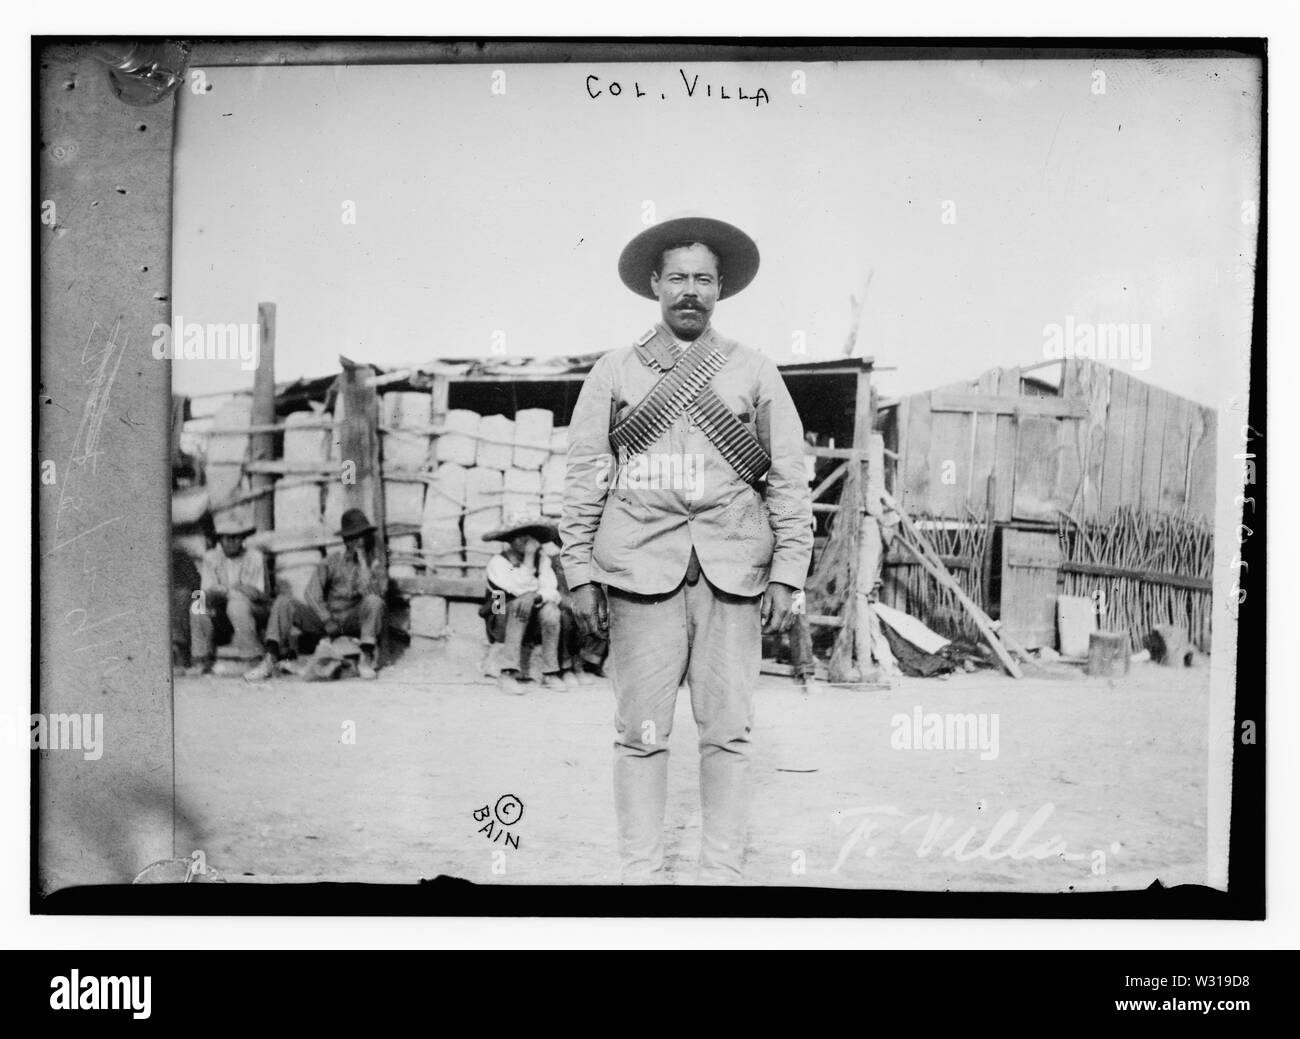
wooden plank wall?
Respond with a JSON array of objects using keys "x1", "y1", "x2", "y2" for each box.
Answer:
[
  {"x1": 1011, "y1": 416, "x2": 1061, "y2": 521},
  {"x1": 900, "y1": 392, "x2": 933, "y2": 515},
  {"x1": 969, "y1": 368, "x2": 998, "y2": 514},
  {"x1": 991, "y1": 368, "x2": 1019, "y2": 520},
  {"x1": 1159, "y1": 394, "x2": 1192, "y2": 513},
  {"x1": 889, "y1": 360, "x2": 1216, "y2": 522},
  {"x1": 1071, "y1": 361, "x2": 1109, "y2": 516},
  {"x1": 1186, "y1": 407, "x2": 1217, "y2": 519}
]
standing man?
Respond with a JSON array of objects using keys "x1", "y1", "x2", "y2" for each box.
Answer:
[
  {"x1": 186, "y1": 509, "x2": 270, "y2": 676},
  {"x1": 246, "y1": 507, "x2": 387, "y2": 681},
  {"x1": 561, "y1": 215, "x2": 813, "y2": 883}
]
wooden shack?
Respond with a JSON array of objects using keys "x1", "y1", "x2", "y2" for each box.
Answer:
[
  {"x1": 875, "y1": 358, "x2": 1216, "y2": 653},
  {"x1": 174, "y1": 332, "x2": 876, "y2": 659}
]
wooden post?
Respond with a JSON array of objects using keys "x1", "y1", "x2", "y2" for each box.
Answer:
[
  {"x1": 982, "y1": 474, "x2": 997, "y2": 608},
  {"x1": 854, "y1": 518, "x2": 883, "y2": 675},
  {"x1": 865, "y1": 433, "x2": 885, "y2": 517},
  {"x1": 367, "y1": 381, "x2": 386, "y2": 570},
  {"x1": 338, "y1": 359, "x2": 387, "y2": 569},
  {"x1": 425, "y1": 371, "x2": 451, "y2": 612},
  {"x1": 895, "y1": 397, "x2": 910, "y2": 511},
  {"x1": 851, "y1": 368, "x2": 876, "y2": 674},
  {"x1": 251, "y1": 302, "x2": 276, "y2": 532},
  {"x1": 1086, "y1": 631, "x2": 1130, "y2": 676},
  {"x1": 429, "y1": 373, "x2": 450, "y2": 462}
]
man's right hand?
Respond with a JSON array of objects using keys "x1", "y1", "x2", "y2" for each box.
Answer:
[{"x1": 567, "y1": 583, "x2": 608, "y2": 637}]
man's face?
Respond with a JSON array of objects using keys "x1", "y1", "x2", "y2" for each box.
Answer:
[
  {"x1": 219, "y1": 534, "x2": 245, "y2": 558},
  {"x1": 344, "y1": 533, "x2": 364, "y2": 556},
  {"x1": 509, "y1": 534, "x2": 538, "y2": 557},
  {"x1": 651, "y1": 243, "x2": 721, "y2": 341}
]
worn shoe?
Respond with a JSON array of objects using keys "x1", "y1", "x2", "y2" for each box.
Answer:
[
  {"x1": 182, "y1": 660, "x2": 212, "y2": 678},
  {"x1": 243, "y1": 658, "x2": 275, "y2": 683},
  {"x1": 358, "y1": 649, "x2": 378, "y2": 681},
  {"x1": 540, "y1": 672, "x2": 569, "y2": 692},
  {"x1": 569, "y1": 669, "x2": 595, "y2": 687},
  {"x1": 498, "y1": 672, "x2": 527, "y2": 696}
]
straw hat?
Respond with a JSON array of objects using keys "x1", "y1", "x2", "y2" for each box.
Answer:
[
  {"x1": 482, "y1": 511, "x2": 561, "y2": 545},
  {"x1": 213, "y1": 506, "x2": 255, "y2": 536}
]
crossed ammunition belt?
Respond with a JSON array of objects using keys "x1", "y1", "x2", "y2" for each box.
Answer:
[{"x1": 609, "y1": 338, "x2": 772, "y2": 487}]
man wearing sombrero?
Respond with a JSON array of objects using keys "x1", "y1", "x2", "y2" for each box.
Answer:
[
  {"x1": 185, "y1": 506, "x2": 269, "y2": 676},
  {"x1": 561, "y1": 215, "x2": 813, "y2": 883},
  {"x1": 246, "y1": 507, "x2": 388, "y2": 681},
  {"x1": 479, "y1": 511, "x2": 567, "y2": 695}
]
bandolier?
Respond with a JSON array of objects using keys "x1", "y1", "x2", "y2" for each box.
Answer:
[{"x1": 608, "y1": 332, "x2": 772, "y2": 487}]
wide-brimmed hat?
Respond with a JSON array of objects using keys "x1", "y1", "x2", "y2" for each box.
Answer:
[
  {"x1": 337, "y1": 508, "x2": 377, "y2": 539},
  {"x1": 214, "y1": 506, "x2": 255, "y2": 536},
  {"x1": 618, "y1": 214, "x2": 760, "y2": 301},
  {"x1": 482, "y1": 511, "x2": 561, "y2": 545}
]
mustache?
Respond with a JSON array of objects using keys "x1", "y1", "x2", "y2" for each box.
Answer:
[{"x1": 673, "y1": 301, "x2": 706, "y2": 310}]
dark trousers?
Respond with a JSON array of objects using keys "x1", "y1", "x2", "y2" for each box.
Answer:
[
  {"x1": 190, "y1": 589, "x2": 269, "y2": 660},
  {"x1": 486, "y1": 592, "x2": 561, "y2": 675},
  {"x1": 264, "y1": 593, "x2": 386, "y2": 655}
]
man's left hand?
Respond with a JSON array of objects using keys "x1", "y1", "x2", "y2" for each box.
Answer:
[{"x1": 761, "y1": 582, "x2": 799, "y2": 635}]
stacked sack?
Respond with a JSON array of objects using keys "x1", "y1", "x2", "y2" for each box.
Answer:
[
  {"x1": 381, "y1": 390, "x2": 433, "y2": 533},
  {"x1": 197, "y1": 388, "x2": 572, "y2": 601},
  {"x1": 273, "y1": 405, "x2": 332, "y2": 598},
  {"x1": 418, "y1": 407, "x2": 565, "y2": 579}
]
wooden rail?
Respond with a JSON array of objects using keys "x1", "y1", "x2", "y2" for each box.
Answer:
[{"x1": 1059, "y1": 559, "x2": 1212, "y2": 592}]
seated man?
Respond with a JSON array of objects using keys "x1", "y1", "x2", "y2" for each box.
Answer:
[
  {"x1": 480, "y1": 514, "x2": 568, "y2": 695},
  {"x1": 246, "y1": 508, "x2": 387, "y2": 682},
  {"x1": 185, "y1": 510, "x2": 270, "y2": 676}
]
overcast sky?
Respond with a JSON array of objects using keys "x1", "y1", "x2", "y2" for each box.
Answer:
[{"x1": 171, "y1": 57, "x2": 1260, "y2": 408}]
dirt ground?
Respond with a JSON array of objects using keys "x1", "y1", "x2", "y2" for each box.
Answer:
[{"x1": 174, "y1": 606, "x2": 1210, "y2": 891}]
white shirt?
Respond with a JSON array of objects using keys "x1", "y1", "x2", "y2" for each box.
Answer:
[{"x1": 486, "y1": 550, "x2": 560, "y2": 603}]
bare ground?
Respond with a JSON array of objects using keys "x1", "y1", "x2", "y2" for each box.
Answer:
[{"x1": 174, "y1": 615, "x2": 1210, "y2": 891}]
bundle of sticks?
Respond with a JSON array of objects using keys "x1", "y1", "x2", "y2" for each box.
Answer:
[
  {"x1": 1058, "y1": 506, "x2": 1213, "y2": 654},
  {"x1": 880, "y1": 510, "x2": 990, "y2": 643}
]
